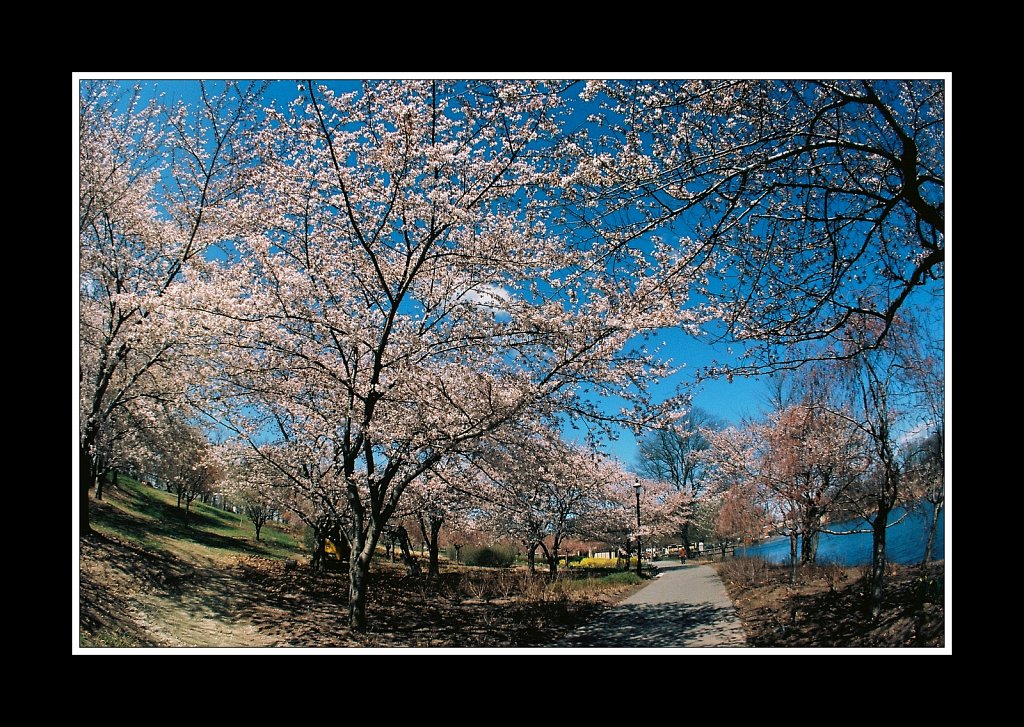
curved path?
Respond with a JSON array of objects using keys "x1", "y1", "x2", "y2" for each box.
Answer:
[{"x1": 556, "y1": 561, "x2": 746, "y2": 647}]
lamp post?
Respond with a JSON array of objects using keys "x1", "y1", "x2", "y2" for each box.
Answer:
[{"x1": 633, "y1": 479, "x2": 642, "y2": 577}]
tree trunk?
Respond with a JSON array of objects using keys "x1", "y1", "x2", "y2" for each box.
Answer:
[
  {"x1": 79, "y1": 442, "x2": 94, "y2": 534},
  {"x1": 418, "y1": 514, "x2": 443, "y2": 580},
  {"x1": 868, "y1": 505, "x2": 890, "y2": 620},
  {"x1": 395, "y1": 525, "x2": 421, "y2": 576},
  {"x1": 347, "y1": 523, "x2": 384, "y2": 630},
  {"x1": 254, "y1": 522, "x2": 262, "y2": 541},
  {"x1": 311, "y1": 532, "x2": 326, "y2": 572},
  {"x1": 923, "y1": 499, "x2": 942, "y2": 564},
  {"x1": 348, "y1": 549, "x2": 371, "y2": 630},
  {"x1": 94, "y1": 462, "x2": 106, "y2": 501},
  {"x1": 681, "y1": 523, "x2": 691, "y2": 558},
  {"x1": 527, "y1": 542, "x2": 537, "y2": 575},
  {"x1": 184, "y1": 498, "x2": 192, "y2": 527},
  {"x1": 800, "y1": 528, "x2": 818, "y2": 565},
  {"x1": 788, "y1": 530, "x2": 798, "y2": 584}
]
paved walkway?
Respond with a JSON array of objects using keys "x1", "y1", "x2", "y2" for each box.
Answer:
[{"x1": 556, "y1": 561, "x2": 747, "y2": 648}]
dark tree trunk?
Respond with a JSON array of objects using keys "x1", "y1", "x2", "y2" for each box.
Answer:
[
  {"x1": 348, "y1": 549, "x2": 371, "y2": 630},
  {"x1": 868, "y1": 504, "x2": 890, "y2": 620},
  {"x1": 94, "y1": 461, "x2": 106, "y2": 501},
  {"x1": 427, "y1": 521, "x2": 441, "y2": 579},
  {"x1": 395, "y1": 525, "x2": 421, "y2": 576},
  {"x1": 177, "y1": 488, "x2": 183, "y2": 509},
  {"x1": 311, "y1": 532, "x2": 326, "y2": 572},
  {"x1": 527, "y1": 542, "x2": 538, "y2": 575},
  {"x1": 347, "y1": 522, "x2": 384, "y2": 630},
  {"x1": 254, "y1": 523, "x2": 262, "y2": 541},
  {"x1": 79, "y1": 442, "x2": 94, "y2": 534},
  {"x1": 800, "y1": 528, "x2": 818, "y2": 565},
  {"x1": 184, "y1": 498, "x2": 192, "y2": 527},
  {"x1": 924, "y1": 499, "x2": 942, "y2": 564},
  {"x1": 681, "y1": 523, "x2": 691, "y2": 558},
  {"x1": 788, "y1": 530, "x2": 799, "y2": 584},
  {"x1": 539, "y1": 541, "x2": 557, "y2": 577},
  {"x1": 417, "y1": 514, "x2": 443, "y2": 580}
]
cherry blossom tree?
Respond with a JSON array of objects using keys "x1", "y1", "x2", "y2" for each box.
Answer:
[
  {"x1": 403, "y1": 459, "x2": 474, "y2": 579},
  {"x1": 586, "y1": 470, "x2": 687, "y2": 570},
  {"x1": 761, "y1": 401, "x2": 866, "y2": 568},
  {"x1": 706, "y1": 371, "x2": 866, "y2": 580},
  {"x1": 141, "y1": 415, "x2": 221, "y2": 527},
  {"x1": 219, "y1": 456, "x2": 283, "y2": 542},
  {"x1": 578, "y1": 79, "x2": 945, "y2": 377},
  {"x1": 188, "y1": 81, "x2": 698, "y2": 628},
  {"x1": 714, "y1": 479, "x2": 766, "y2": 545},
  {"x1": 78, "y1": 80, "x2": 266, "y2": 532},
  {"x1": 470, "y1": 427, "x2": 613, "y2": 576}
]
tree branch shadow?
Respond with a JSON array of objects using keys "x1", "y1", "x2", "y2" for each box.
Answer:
[{"x1": 554, "y1": 601, "x2": 746, "y2": 647}]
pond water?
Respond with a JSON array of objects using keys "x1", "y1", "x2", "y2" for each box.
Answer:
[{"x1": 736, "y1": 502, "x2": 945, "y2": 566}]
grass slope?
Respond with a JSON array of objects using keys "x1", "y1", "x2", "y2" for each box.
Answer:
[{"x1": 90, "y1": 475, "x2": 301, "y2": 565}]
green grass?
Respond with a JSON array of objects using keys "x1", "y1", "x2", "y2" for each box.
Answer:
[
  {"x1": 547, "y1": 569, "x2": 645, "y2": 595},
  {"x1": 90, "y1": 475, "x2": 302, "y2": 565},
  {"x1": 596, "y1": 571, "x2": 644, "y2": 586},
  {"x1": 80, "y1": 626, "x2": 145, "y2": 648}
]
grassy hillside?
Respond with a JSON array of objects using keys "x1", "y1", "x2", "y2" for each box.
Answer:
[
  {"x1": 79, "y1": 478, "x2": 646, "y2": 648},
  {"x1": 89, "y1": 475, "x2": 302, "y2": 565}
]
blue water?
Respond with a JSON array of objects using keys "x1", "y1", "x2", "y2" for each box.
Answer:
[{"x1": 736, "y1": 503, "x2": 945, "y2": 566}]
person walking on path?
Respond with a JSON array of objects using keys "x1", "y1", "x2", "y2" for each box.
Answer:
[{"x1": 556, "y1": 561, "x2": 746, "y2": 647}]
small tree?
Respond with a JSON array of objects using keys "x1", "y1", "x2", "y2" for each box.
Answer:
[{"x1": 243, "y1": 493, "x2": 275, "y2": 542}]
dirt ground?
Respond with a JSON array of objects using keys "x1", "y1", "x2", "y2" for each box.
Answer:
[
  {"x1": 78, "y1": 532, "x2": 641, "y2": 648},
  {"x1": 712, "y1": 558, "x2": 946, "y2": 648}
]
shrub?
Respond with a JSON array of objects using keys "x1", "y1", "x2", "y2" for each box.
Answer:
[
  {"x1": 462, "y1": 544, "x2": 516, "y2": 568},
  {"x1": 717, "y1": 556, "x2": 773, "y2": 586}
]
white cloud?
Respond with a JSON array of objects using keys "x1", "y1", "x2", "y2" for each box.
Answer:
[{"x1": 458, "y1": 284, "x2": 512, "y2": 320}]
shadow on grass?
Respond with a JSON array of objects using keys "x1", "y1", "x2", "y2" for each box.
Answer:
[
  {"x1": 80, "y1": 530, "x2": 324, "y2": 647},
  {"x1": 91, "y1": 495, "x2": 269, "y2": 558},
  {"x1": 555, "y1": 601, "x2": 746, "y2": 647},
  {"x1": 81, "y1": 533, "x2": 622, "y2": 648}
]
